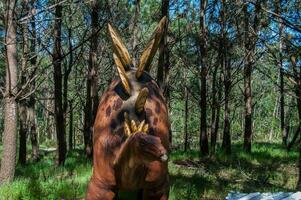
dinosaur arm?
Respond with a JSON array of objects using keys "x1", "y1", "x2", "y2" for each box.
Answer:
[{"x1": 113, "y1": 136, "x2": 135, "y2": 168}]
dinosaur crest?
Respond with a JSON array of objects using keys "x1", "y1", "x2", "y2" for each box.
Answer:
[{"x1": 108, "y1": 17, "x2": 167, "y2": 136}]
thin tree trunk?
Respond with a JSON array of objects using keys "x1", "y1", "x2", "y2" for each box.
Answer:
[
  {"x1": 157, "y1": 0, "x2": 169, "y2": 89},
  {"x1": 69, "y1": 101, "x2": 73, "y2": 150},
  {"x1": 184, "y1": 69, "x2": 189, "y2": 151},
  {"x1": 220, "y1": 0, "x2": 231, "y2": 154},
  {"x1": 84, "y1": 0, "x2": 99, "y2": 158},
  {"x1": 29, "y1": 3, "x2": 39, "y2": 161},
  {"x1": 296, "y1": 82, "x2": 301, "y2": 189},
  {"x1": 210, "y1": 62, "x2": 219, "y2": 155},
  {"x1": 65, "y1": 27, "x2": 73, "y2": 151},
  {"x1": 199, "y1": 0, "x2": 209, "y2": 156},
  {"x1": 222, "y1": 58, "x2": 231, "y2": 154},
  {"x1": 0, "y1": 0, "x2": 18, "y2": 185},
  {"x1": 28, "y1": 97, "x2": 39, "y2": 161},
  {"x1": 276, "y1": 0, "x2": 287, "y2": 146},
  {"x1": 18, "y1": 1, "x2": 30, "y2": 164},
  {"x1": 53, "y1": 4, "x2": 66, "y2": 165},
  {"x1": 243, "y1": 4, "x2": 252, "y2": 153},
  {"x1": 243, "y1": 1, "x2": 261, "y2": 153},
  {"x1": 269, "y1": 96, "x2": 279, "y2": 141}
]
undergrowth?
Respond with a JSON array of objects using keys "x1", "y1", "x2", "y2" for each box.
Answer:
[{"x1": 0, "y1": 143, "x2": 298, "y2": 200}]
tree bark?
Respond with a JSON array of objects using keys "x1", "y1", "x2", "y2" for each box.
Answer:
[
  {"x1": 276, "y1": 0, "x2": 287, "y2": 146},
  {"x1": 184, "y1": 69, "x2": 189, "y2": 152},
  {"x1": 243, "y1": 1, "x2": 261, "y2": 153},
  {"x1": 220, "y1": 0, "x2": 231, "y2": 154},
  {"x1": 157, "y1": 0, "x2": 169, "y2": 89},
  {"x1": 53, "y1": 4, "x2": 66, "y2": 165},
  {"x1": 0, "y1": 0, "x2": 18, "y2": 185},
  {"x1": 295, "y1": 78, "x2": 301, "y2": 189},
  {"x1": 69, "y1": 101, "x2": 73, "y2": 150},
  {"x1": 65, "y1": 26, "x2": 73, "y2": 151},
  {"x1": 84, "y1": 0, "x2": 99, "y2": 158},
  {"x1": 210, "y1": 62, "x2": 219, "y2": 155},
  {"x1": 222, "y1": 57, "x2": 231, "y2": 154},
  {"x1": 18, "y1": 1, "x2": 30, "y2": 164},
  {"x1": 29, "y1": 2, "x2": 39, "y2": 161},
  {"x1": 198, "y1": 0, "x2": 209, "y2": 156}
]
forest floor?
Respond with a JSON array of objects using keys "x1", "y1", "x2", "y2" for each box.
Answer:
[{"x1": 0, "y1": 142, "x2": 298, "y2": 200}]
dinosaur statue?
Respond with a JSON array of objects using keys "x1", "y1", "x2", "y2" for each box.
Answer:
[{"x1": 86, "y1": 17, "x2": 170, "y2": 200}]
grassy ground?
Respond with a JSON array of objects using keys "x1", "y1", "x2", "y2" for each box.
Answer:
[{"x1": 0, "y1": 142, "x2": 298, "y2": 200}]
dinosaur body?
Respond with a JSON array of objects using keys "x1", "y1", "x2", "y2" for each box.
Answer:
[{"x1": 86, "y1": 17, "x2": 170, "y2": 200}]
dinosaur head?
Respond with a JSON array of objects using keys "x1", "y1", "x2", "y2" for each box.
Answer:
[
  {"x1": 108, "y1": 17, "x2": 168, "y2": 167},
  {"x1": 134, "y1": 132, "x2": 168, "y2": 163}
]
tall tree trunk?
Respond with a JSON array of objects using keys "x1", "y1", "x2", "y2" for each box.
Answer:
[
  {"x1": 220, "y1": 0, "x2": 231, "y2": 154},
  {"x1": 28, "y1": 98, "x2": 39, "y2": 161},
  {"x1": 276, "y1": 0, "x2": 287, "y2": 146},
  {"x1": 84, "y1": 0, "x2": 99, "y2": 158},
  {"x1": 18, "y1": 0, "x2": 30, "y2": 165},
  {"x1": 184, "y1": 69, "x2": 189, "y2": 151},
  {"x1": 199, "y1": 0, "x2": 209, "y2": 156},
  {"x1": 210, "y1": 62, "x2": 219, "y2": 155},
  {"x1": 69, "y1": 101, "x2": 73, "y2": 150},
  {"x1": 65, "y1": 27, "x2": 73, "y2": 151},
  {"x1": 157, "y1": 0, "x2": 169, "y2": 89},
  {"x1": 29, "y1": 2, "x2": 39, "y2": 161},
  {"x1": 53, "y1": 4, "x2": 66, "y2": 165},
  {"x1": 296, "y1": 80, "x2": 301, "y2": 189},
  {"x1": 222, "y1": 58, "x2": 231, "y2": 154},
  {"x1": 0, "y1": 0, "x2": 18, "y2": 185},
  {"x1": 243, "y1": 1, "x2": 261, "y2": 153}
]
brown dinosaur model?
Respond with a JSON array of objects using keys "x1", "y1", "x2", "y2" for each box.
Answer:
[{"x1": 86, "y1": 17, "x2": 170, "y2": 200}]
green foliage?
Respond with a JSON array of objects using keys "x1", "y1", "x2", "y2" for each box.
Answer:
[
  {"x1": 169, "y1": 143, "x2": 298, "y2": 199},
  {"x1": 0, "y1": 150, "x2": 91, "y2": 200},
  {"x1": 0, "y1": 143, "x2": 298, "y2": 200}
]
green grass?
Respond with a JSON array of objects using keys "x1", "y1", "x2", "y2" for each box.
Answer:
[
  {"x1": 169, "y1": 142, "x2": 298, "y2": 199},
  {"x1": 0, "y1": 150, "x2": 91, "y2": 200},
  {"x1": 0, "y1": 143, "x2": 298, "y2": 200}
]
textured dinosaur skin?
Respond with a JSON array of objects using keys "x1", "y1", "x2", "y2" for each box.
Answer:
[{"x1": 85, "y1": 70, "x2": 170, "y2": 200}]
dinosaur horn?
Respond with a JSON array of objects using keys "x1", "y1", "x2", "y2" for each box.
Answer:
[
  {"x1": 135, "y1": 87, "x2": 149, "y2": 113},
  {"x1": 108, "y1": 23, "x2": 132, "y2": 70},
  {"x1": 136, "y1": 16, "x2": 167, "y2": 79},
  {"x1": 113, "y1": 53, "x2": 131, "y2": 95}
]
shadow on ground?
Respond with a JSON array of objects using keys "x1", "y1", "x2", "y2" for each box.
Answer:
[
  {"x1": 0, "y1": 143, "x2": 298, "y2": 200},
  {"x1": 169, "y1": 142, "x2": 298, "y2": 200}
]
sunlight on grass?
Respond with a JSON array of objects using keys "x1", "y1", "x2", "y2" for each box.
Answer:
[
  {"x1": 0, "y1": 150, "x2": 91, "y2": 200},
  {"x1": 0, "y1": 143, "x2": 298, "y2": 200}
]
